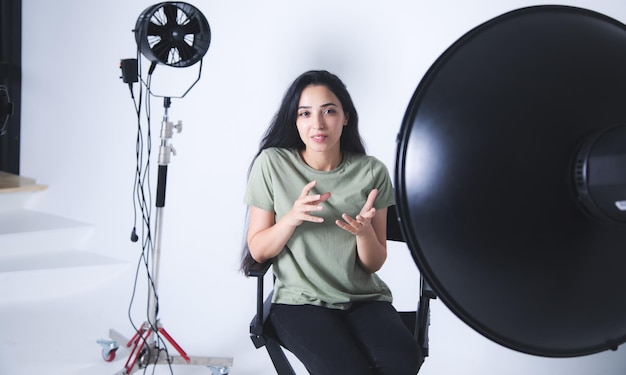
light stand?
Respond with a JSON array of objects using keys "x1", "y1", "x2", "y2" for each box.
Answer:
[
  {"x1": 99, "y1": 98, "x2": 233, "y2": 375},
  {"x1": 98, "y1": 4, "x2": 228, "y2": 371}
]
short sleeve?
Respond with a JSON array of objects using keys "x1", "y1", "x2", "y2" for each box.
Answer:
[
  {"x1": 372, "y1": 158, "x2": 395, "y2": 210},
  {"x1": 243, "y1": 151, "x2": 275, "y2": 212}
]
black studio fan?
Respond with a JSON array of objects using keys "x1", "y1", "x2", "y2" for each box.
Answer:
[{"x1": 135, "y1": 2, "x2": 211, "y2": 68}]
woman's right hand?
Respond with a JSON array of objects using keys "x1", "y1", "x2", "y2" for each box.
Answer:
[
  {"x1": 285, "y1": 180, "x2": 331, "y2": 226},
  {"x1": 248, "y1": 180, "x2": 330, "y2": 263}
]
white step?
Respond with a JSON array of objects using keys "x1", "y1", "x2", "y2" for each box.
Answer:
[
  {"x1": 0, "y1": 250, "x2": 128, "y2": 301},
  {"x1": 0, "y1": 249, "x2": 123, "y2": 272},
  {"x1": 0, "y1": 173, "x2": 128, "y2": 301},
  {"x1": 0, "y1": 171, "x2": 48, "y2": 214},
  {"x1": 0, "y1": 209, "x2": 95, "y2": 256},
  {"x1": 0, "y1": 239, "x2": 128, "y2": 302},
  {"x1": 0, "y1": 190, "x2": 45, "y2": 213}
]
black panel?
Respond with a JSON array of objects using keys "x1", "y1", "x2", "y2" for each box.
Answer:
[{"x1": 0, "y1": 0, "x2": 21, "y2": 174}]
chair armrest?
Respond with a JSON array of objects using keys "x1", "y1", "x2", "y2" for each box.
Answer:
[
  {"x1": 249, "y1": 261, "x2": 273, "y2": 348},
  {"x1": 248, "y1": 260, "x2": 272, "y2": 326},
  {"x1": 247, "y1": 260, "x2": 272, "y2": 278},
  {"x1": 417, "y1": 275, "x2": 436, "y2": 357},
  {"x1": 421, "y1": 278, "x2": 437, "y2": 300}
]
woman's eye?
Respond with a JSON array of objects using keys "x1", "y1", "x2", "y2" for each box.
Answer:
[
  {"x1": 324, "y1": 108, "x2": 336, "y2": 115},
  {"x1": 298, "y1": 111, "x2": 309, "y2": 117}
]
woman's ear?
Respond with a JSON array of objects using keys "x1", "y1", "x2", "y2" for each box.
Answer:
[{"x1": 344, "y1": 113, "x2": 349, "y2": 126}]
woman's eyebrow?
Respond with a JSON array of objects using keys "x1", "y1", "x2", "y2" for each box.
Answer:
[{"x1": 298, "y1": 102, "x2": 338, "y2": 109}]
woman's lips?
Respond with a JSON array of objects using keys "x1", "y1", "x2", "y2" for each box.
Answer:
[{"x1": 311, "y1": 134, "x2": 327, "y2": 142}]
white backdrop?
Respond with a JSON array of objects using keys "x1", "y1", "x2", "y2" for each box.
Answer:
[{"x1": 18, "y1": 0, "x2": 626, "y2": 374}]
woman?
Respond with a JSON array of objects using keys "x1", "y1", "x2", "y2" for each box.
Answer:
[{"x1": 242, "y1": 70, "x2": 422, "y2": 374}]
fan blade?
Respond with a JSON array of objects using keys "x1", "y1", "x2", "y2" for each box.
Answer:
[
  {"x1": 152, "y1": 39, "x2": 174, "y2": 63},
  {"x1": 162, "y1": 3, "x2": 178, "y2": 26},
  {"x1": 182, "y1": 17, "x2": 200, "y2": 35},
  {"x1": 176, "y1": 41, "x2": 197, "y2": 63},
  {"x1": 147, "y1": 21, "x2": 166, "y2": 37}
]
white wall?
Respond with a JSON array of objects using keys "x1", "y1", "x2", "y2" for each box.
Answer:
[{"x1": 19, "y1": 0, "x2": 626, "y2": 374}]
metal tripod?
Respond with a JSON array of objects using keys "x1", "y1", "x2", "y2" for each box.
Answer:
[{"x1": 98, "y1": 98, "x2": 233, "y2": 375}]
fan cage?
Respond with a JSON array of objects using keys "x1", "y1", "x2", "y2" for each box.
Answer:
[{"x1": 135, "y1": 2, "x2": 211, "y2": 68}]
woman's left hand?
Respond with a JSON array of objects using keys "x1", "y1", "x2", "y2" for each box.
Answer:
[{"x1": 336, "y1": 189, "x2": 378, "y2": 236}]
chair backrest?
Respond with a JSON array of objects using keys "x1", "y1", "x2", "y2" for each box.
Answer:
[
  {"x1": 386, "y1": 205, "x2": 405, "y2": 242},
  {"x1": 386, "y1": 204, "x2": 435, "y2": 359}
]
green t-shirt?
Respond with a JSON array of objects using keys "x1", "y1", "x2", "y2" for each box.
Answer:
[{"x1": 244, "y1": 147, "x2": 395, "y2": 309}]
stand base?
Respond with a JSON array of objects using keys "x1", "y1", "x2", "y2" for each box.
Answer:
[{"x1": 98, "y1": 327, "x2": 233, "y2": 375}]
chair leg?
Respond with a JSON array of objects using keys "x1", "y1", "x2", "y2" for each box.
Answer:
[{"x1": 265, "y1": 339, "x2": 297, "y2": 375}]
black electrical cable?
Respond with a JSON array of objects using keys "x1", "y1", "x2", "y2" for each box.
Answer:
[{"x1": 123, "y1": 48, "x2": 174, "y2": 375}]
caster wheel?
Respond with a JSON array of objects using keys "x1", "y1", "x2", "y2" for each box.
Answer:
[
  {"x1": 97, "y1": 338, "x2": 119, "y2": 362},
  {"x1": 138, "y1": 347, "x2": 152, "y2": 368},
  {"x1": 102, "y1": 347, "x2": 117, "y2": 362},
  {"x1": 208, "y1": 366, "x2": 229, "y2": 375}
]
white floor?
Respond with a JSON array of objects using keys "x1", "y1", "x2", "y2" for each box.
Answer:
[
  {"x1": 1, "y1": 252, "x2": 626, "y2": 375},
  {"x1": 0, "y1": 263, "x2": 283, "y2": 375}
]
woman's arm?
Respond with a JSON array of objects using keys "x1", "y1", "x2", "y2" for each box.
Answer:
[
  {"x1": 247, "y1": 180, "x2": 331, "y2": 263},
  {"x1": 336, "y1": 189, "x2": 388, "y2": 273},
  {"x1": 355, "y1": 206, "x2": 388, "y2": 273},
  {"x1": 247, "y1": 206, "x2": 294, "y2": 263}
]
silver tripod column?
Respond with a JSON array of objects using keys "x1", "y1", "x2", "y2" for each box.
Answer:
[{"x1": 147, "y1": 97, "x2": 182, "y2": 344}]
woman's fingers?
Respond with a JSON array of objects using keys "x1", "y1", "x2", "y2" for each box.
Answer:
[
  {"x1": 299, "y1": 181, "x2": 331, "y2": 204},
  {"x1": 300, "y1": 180, "x2": 318, "y2": 197},
  {"x1": 361, "y1": 189, "x2": 378, "y2": 213},
  {"x1": 336, "y1": 189, "x2": 378, "y2": 235},
  {"x1": 291, "y1": 181, "x2": 331, "y2": 224}
]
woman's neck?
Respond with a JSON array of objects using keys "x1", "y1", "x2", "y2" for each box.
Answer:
[{"x1": 299, "y1": 149, "x2": 343, "y2": 171}]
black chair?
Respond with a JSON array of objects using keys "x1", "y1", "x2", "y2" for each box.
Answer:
[{"x1": 247, "y1": 205, "x2": 436, "y2": 374}]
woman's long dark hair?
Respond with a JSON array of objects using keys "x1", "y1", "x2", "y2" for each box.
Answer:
[{"x1": 240, "y1": 70, "x2": 366, "y2": 275}]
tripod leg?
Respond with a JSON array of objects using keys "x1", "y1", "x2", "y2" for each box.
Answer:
[
  {"x1": 158, "y1": 327, "x2": 191, "y2": 362},
  {"x1": 124, "y1": 328, "x2": 152, "y2": 374},
  {"x1": 127, "y1": 325, "x2": 146, "y2": 348}
]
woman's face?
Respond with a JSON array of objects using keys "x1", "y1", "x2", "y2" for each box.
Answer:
[{"x1": 295, "y1": 84, "x2": 348, "y2": 156}]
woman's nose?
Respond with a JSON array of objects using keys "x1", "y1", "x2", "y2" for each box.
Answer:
[{"x1": 312, "y1": 113, "x2": 325, "y2": 129}]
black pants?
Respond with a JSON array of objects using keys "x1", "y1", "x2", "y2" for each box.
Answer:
[{"x1": 269, "y1": 301, "x2": 423, "y2": 375}]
